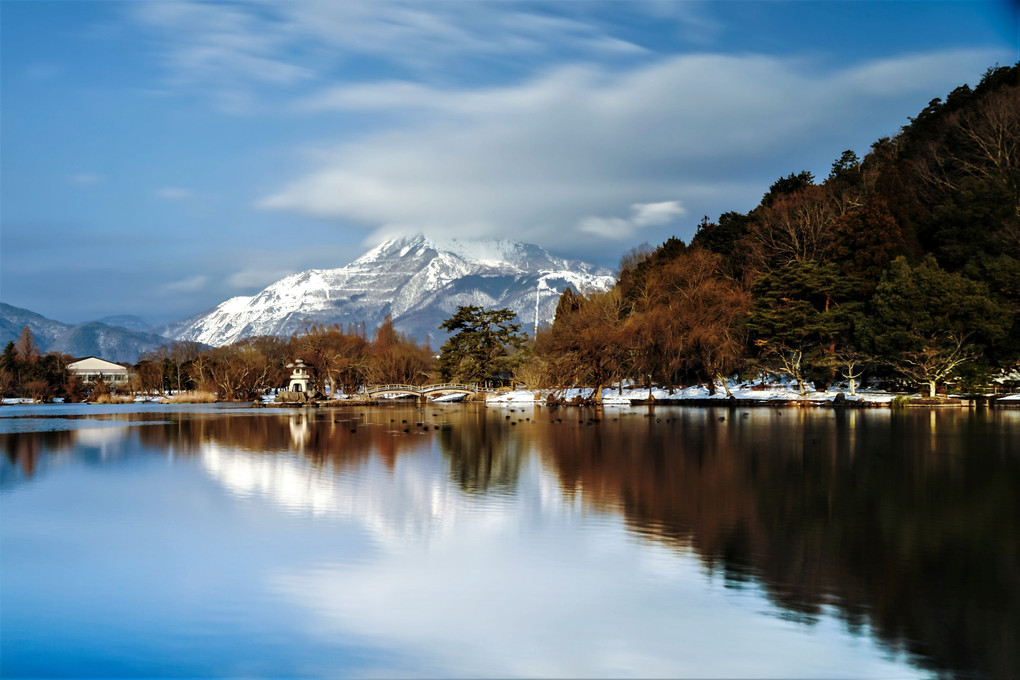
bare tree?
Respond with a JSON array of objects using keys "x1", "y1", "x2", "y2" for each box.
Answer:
[
  {"x1": 744, "y1": 186, "x2": 838, "y2": 271},
  {"x1": 897, "y1": 333, "x2": 975, "y2": 398},
  {"x1": 826, "y1": 348, "x2": 872, "y2": 396},
  {"x1": 758, "y1": 340, "x2": 807, "y2": 395}
]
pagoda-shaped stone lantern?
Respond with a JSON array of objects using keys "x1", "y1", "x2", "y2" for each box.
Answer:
[{"x1": 286, "y1": 358, "x2": 312, "y2": 393}]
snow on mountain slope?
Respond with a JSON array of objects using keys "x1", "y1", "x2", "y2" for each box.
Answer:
[{"x1": 161, "y1": 235, "x2": 614, "y2": 346}]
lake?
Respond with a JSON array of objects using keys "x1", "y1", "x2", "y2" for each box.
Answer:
[{"x1": 2, "y1": 402, "x2": 1017, "y2": 678}]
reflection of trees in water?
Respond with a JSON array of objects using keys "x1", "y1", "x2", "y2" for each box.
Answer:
[
  {"x1": 436, "y1": 407, "x2": 528, "y2": 495},
  {"x1": 1, "y1": 430, "x2": 75, "y2": 480},
  {"x1": 540, "y1": 407, "x2": 1019, "y2": 680},
  {"x1": 132, "y1": 409, "x2": 429, "y2": 473}
]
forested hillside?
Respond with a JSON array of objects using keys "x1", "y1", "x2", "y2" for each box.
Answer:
[{"x1": 536, "y1": 64, "x2": 1019, "y2": 398}]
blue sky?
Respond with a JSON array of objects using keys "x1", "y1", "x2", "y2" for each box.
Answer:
[{"x1": 2, "y1": 1, "x2": 1016, "y2": 325}]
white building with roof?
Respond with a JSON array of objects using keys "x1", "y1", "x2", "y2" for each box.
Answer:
[{"x1": 68, "y1": 357, "x2": 131, "y2": 384}]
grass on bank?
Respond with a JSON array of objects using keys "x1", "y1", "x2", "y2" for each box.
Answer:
[
  {"x1": 89, "y1": 394, "x2": 136, "y2": 404},
  {"x1": 158, "y1": 391, "x2": 218, "y2": 404}
]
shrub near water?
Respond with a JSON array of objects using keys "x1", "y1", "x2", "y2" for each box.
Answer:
[
  {"x1": 90, "y1": 394, "x2": 135, "y2": 404},
  {"x1": 159, "y1": 391, "x2": 218, "y2": 404}
]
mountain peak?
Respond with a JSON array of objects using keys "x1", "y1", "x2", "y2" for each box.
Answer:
[
  {"x1": 159, "y1": 236, "x2": 614, "y2": 346},
  {"x1": 357, "y1": 234, "x2": 597, "y2": 275}
]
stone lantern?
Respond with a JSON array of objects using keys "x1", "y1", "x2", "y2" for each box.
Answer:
[{"x1": 286, "y1": 358, "x2": 312, "y2": 393}]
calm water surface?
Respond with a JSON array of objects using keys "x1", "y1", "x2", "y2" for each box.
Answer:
[{"x1": 1, "y1": 403, "x2": 1017, "y2": 678}]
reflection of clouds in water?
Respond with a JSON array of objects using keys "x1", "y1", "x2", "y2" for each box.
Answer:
[
  {"x1": 201, "y1": 443, "x2": 922, "y2": 679},
  {"x1": 74, "y1": 426, "x2": 132, "y2": 449},
  {"x1": 201, "y1": 442, "x2": 563, "y2": 548},
  {"x1": 272, "y1": 519, "x2": 921, "y2": 678}
]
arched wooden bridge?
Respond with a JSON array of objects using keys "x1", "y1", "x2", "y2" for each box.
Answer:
[{"x1": 365, "y1": 383, "x2": 479, "y2": 403}]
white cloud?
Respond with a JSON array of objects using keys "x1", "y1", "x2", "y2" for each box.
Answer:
[
  {"x1": 155, "y1": 187, "x2": 192, "y2": 200},
  {"x1": 632, "y1": 201, "x2": 687, "y2": 227},
  {"x1": 226, "y1": 268, "x2": 294, "y2": 291},
  {"x1": 579, "y1": 201, "x2": 687, "y2": 239},
  {"x1": 68, "y1": 173, "x2": 105, "y2": 186},
  {"x1": 162, "y1": 275, "x2": 209, "y2": 293},
  {"x1": 134, "y1": 1, "x2": 313, "y2": 86},
  {"x1": 129, "y1": 0, "x2": 652, "y2": 107},
  {"x1": 260, "y1": 49, "x2": 1000, "y2": 249}
]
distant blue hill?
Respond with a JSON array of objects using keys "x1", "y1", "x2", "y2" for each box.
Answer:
[
  {"x1": 0, "y1": 302, "x2": 176, "y2": 363},
  {"x1": 95, "y1": 314, "x2": 154, "y2": 333}
]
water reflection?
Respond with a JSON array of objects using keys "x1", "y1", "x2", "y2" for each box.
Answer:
[{"x1": 2, "y1": 404, "x2": 1017, "y2": 678}]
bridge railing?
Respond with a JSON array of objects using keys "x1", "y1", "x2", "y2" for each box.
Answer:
[{"x1": 365, "y1": 383, "x2": 478, "y2": 394}]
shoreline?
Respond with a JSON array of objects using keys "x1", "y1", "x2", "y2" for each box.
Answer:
[{"x1": 3, "y1": 394, "x2": 1019, "y2": 409}]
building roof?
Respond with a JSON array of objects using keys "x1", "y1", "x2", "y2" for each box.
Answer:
[{"x1": 68, "y1": 356, "x2": 130, "y2": 372}]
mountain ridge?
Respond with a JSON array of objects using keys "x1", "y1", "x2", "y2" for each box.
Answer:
[
  {"x1": 0, "y1": 303, "x2": 178, "y2": 363},
  {"x1": 157, "y1": 235, "x2": 615, "y2": 346}
]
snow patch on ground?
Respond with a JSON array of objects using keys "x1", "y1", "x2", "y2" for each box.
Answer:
[
  {"x1": 486, "y1": 390, "x2": 541, "y2": 404},
  {"x1": 430, "y1": 393, "x2": 467, "y2": 402},
  {"x1": 487, "y1": 382, "x2": 906, "y2": 405}
]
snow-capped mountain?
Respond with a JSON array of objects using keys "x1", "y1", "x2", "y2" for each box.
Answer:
[{"x1": 158, "y1": 235, "x2": 615, "y2": 346}]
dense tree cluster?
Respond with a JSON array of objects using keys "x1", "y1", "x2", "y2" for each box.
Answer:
[
  {"x1": 0, "y1": 327, "x2": 80, "y2": 401},
  {"x1": 1, "y1": 320, "x2": 435, "y2": 402},
  {"x1": 135, "y1": 317, "x2": 434, "y2": 400},
  {"x1": 533, "y1": 64, "x2": 1019, "y2": 397}
]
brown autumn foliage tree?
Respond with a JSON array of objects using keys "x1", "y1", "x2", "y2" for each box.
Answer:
[
  {"x1": 133, "y1": 358, "x2": 166, "y2": 395},
  {"x1": 193, "y1": 342, "x2": 274, "y2": 400},
  {"x1": 15, "y1": 325, "x2": 41, "y2": 364},
  {"x1": 366, "y1": 315, "x2": 434, "y2": 385},
  {"x1": 742, "y1": 184, "x2": 839, "y2": 273},
  {"x1": 300, "y1": 325, "x2": 371, "y2": 395},
  {"x1": 626, "y1": 248, "x2": 750, "y2": 394},
  {"x1": 244, "y1": 336, "x2": 291, "y2": 390},
  {"x1": 536, "y1": 288, "x2": 627, "y2": 403},
  {"x1": 619, "y1": 305, "x2": 676, "y2": 392}
]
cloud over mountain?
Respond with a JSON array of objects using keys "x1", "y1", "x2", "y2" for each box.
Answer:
[{"x1": 259, "y1": 49, "x2": 1001, "y2": 251}]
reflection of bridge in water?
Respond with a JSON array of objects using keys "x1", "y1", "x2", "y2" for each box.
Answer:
[{"x1": 365, "y1": 384, "x2": 479, "y2": 404}]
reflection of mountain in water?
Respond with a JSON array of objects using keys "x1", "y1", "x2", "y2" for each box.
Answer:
[
  {"x1": 201, "y1": 442, "x2": 559, "y2": 550},
  {"x1": 4, "y1": 406, "x2": 1017, "y2": 679}
]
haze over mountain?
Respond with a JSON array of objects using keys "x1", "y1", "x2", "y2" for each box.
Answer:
[
  {"x1": 0, "y1": 303, "x2": 175, "y2": 364},
  {"x1": 156, "y1": 235, "x2": 615, "y2": 347}
]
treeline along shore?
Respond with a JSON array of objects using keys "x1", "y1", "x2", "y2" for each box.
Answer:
[{"x1": 2, "y1": 65, "x2": 1018, "y2": 406}]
